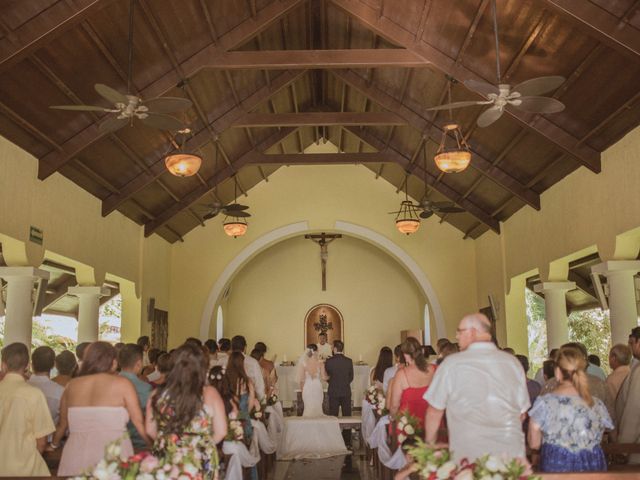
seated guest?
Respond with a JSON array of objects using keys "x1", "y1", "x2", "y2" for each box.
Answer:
[
  {"x1": 52, "y1": 350, "x2": 77, "y2": 387},
  {"x1": 75, "y1": 341, "x2": 90, "y2": 371},
  {"x1": 389, "y1": 338, "x2": 434, "y2": 437},
  {"x1": 137, "y1": 336, "x2": 151, "y2": 366},
  {"x1": 216, "y1": 338, "x2": 231, "y2": 368},
  {"x1": 52, "y1": 342, "x2": 149, "y2": 476},
  {"x1": 227, "y1": 350, "x2": 257, "y2": 440},
  {"x1": 425, "y1": 313, "x2": 530, "y2": 463},
  {"x1": 587, "y1": 353, "x2": 607, "y2": 380},
  {"x1": 615, "y1": 326, "x2": 640, "y2": 464},
  {"x1": 29, "y1": 346, "x2": 65, "y2": 424},
  {"x1": 528, "y1": 345, "x2": 612, "y2": 472},
  {"x1": 605, "y1": 344, "x2": 631, "y2": 416},
  {"x1": 370, "y1": 346, "x2": 393, "y2": 390},
  {"x1": 118, "y1": 343, "x2": 152, "y2": 450},
  {"x1": 232, "y1": 335, "x2": 265, "y2": 401},
  {"x1": 383, "y1": 344, "x2": 403, "y2": 395},
  {"x1": 146, "y1": 343, "x2": 226, "y2": 479},
  {"x1": 535, "y1": 349, "x2": 559, "y2": 386},
  {"x1": 142, "y1": 348, "x2": 161, "y2": 379},
  {"x1": 0, "y1": 343, "x2": 55, "y2": 477},
  {"x1": 255, "y1": 342, "x2": 278, "y2": 395},
  {"x1": 516, "y1": 354, "x2": 541, "y2": 406},
  {"x1": 149, "y1": 353, "x2": 173, "y2": 389}
]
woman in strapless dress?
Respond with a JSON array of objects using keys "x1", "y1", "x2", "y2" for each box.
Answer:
[{"x1": 51, "y1": 342, "x2": 149, "y2": 476}]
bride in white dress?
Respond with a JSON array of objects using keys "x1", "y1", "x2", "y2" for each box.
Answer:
[
  {"x1": 276, "y1": 345, "x2": 349, "y2": 460},
  {"x1": 298, "y1": 346, "x2": 325, "y2": 417}
]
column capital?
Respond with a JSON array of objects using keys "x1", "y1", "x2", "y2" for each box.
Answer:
[
  {"x1": 534, "y1": 281, "x2": 576, "y2": 294},
  {"x1": 591, "y1": 260, "x2": 640, "y2": 276},
  {"x1": 0, "y1": 266, "x2": 49, "y2": 281},
  {"x1": 67, "y1": 285, "x2": 111, "y2": 298}
]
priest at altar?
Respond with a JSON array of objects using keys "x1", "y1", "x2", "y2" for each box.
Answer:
[{"x1": 317, "y1": 333, "x2": 333, "y2": 360}]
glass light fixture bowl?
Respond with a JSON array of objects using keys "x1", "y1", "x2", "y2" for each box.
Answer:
[{"x1": 165, "y1": 153, "x2": 202, "y2": 177}]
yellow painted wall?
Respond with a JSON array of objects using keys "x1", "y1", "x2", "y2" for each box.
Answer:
[
  {"x1": 169, "y1": 163, "x2": 479, "y2": 348},
  {"x1": 223, "y1": 235, "x2": 425, "y2": 365},
  {"x1": 0, "y1": 135, "x2": 172, "y2": 337}
]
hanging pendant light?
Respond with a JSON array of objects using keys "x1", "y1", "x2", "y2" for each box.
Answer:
[
  {"x1": 434, "y1": 79, "x2": 472, "y2": 174},
  {"x1": 223, "y1": 177, "x2": 248, "y2": 238},
  {"x1": 165, "y1": 128, "x2": 202, "y2": 177},
  {"x1": 394, "y1": 175, "x2": 421, "y2": 235}
]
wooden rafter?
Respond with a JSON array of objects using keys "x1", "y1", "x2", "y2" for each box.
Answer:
[
  {"x1": 254, "y1": 152, "x2": 395, "y2": 165},
  {"x1": 232, "y1": 111, "x2": 408, "y2": 127},
  {"x1": 332, "y1": 70, "x2": 541, "y2": 210},
  {"x1": 0, "y1": 0, "x2": 118, "y2": 72},
  {"x1": 143, "y1": 128, "x2": 298, "y2": 238},
  {"x1": 37, "y1": 0, "x2": 305, "y2": 180},
  {"x1": 539, "y1": 0, "x2": 640, "y2": 60},
  {"x1": 330, "y1": 0, "x2": 602, "y2": 173},
  {"x1": 342, "y1": 126, "x2": 500, "y2": 233},
  {"x1": 101, "y1": 70, "x2": 306, "y2": 216}
]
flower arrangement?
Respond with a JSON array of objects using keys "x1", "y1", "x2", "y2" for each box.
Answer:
[
  {"x1": 251, "y1": 403, "x2": 265, "y2": 422},
  {"x1": 72, "y1": 436, "x2": 218, "y2": 480},
  {"x1": 266, "y1": 392, "x2": 279, "y2": 407},
  {"x1": 395, "y1": 411, "x2": 423, "y2": 446},
  {"x1": 365, "y1": 385, "x2": 388, "y2": 416},
  {"x1": 225, "y1": 412, "x2": 245, "y2": 442},
  {"x1": 405, "y1": 439, "x2": 540, "y2": 480}
]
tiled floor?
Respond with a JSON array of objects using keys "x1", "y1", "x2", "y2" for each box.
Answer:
[{"x1": 271, "y1": 448, "x2": 377, "y2": 480}]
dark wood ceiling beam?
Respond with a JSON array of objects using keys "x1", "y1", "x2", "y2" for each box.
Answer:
[
  {"x1": 0, "y1": 0, "x2": 118, "y2": 72},
  {"x1": 413, "y1": 0, "x2": 433, "y2": 44},
  {"x1": 568, "y1": 270, "x2": 597, "y2": 299},
  {"x1": 100, "y1": 70, "x2": 305, "y2": 216},
  {"x1": 254, "y1": 152, "x2": 394, "y2": 165},
  {"x1": 332, "y1": 69, "x2": 541, "y2": 210},
  {"x1": 208, "y1": 49, "x2": 427, "y2": 69},
  {"x1": 330, "y1": 0, "x2": 601, "y2": 173},
  {"x1": 143, "y1": 128, "x2": 297, "y2": 237},
  {"x1": 342, "y1": 126, "x2": 500, "y2": 233},
  {"x1": 43, "y1": 275, "x2": 77, "y2": 311},
  {"x1": 37, "y1": 0, "x2": 305, "y2": 180},
  {"x1": 232, "y1": 111, "x2": 408, "y2": 127},
  {"x1": 539, "y1": 0, "x2": 640, "y2": 60}
]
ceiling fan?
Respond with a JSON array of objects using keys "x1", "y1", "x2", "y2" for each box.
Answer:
[
  {"x1": 416, "y1": 199, "x2": 465, "y2": 219},
  {"x1": 49, "y1": 0, "x2": 191, "y2": 133},
  {"x1": 427, "y1": 0, "x2": 566, "y2": 128},
  {"x1": 202, "y1": 202, "x2": 251, "y2": 220}
]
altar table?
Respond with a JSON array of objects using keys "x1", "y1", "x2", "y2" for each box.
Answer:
[{"x1": 275, "y1": 364, "x2": 370, "y2": 407}]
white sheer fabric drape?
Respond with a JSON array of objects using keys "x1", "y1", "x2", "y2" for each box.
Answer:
[
  {"x1": 222, "y1": 439, "x2": 260, "y2": 480},
  {"x1": 361, "y1": 400, "x2": 376, "y2": 447},
  {"x1": 251, "y1": 419, "x2": 277, "y2": 454},
  {"x1": 366, "y1": 415, "x2": 407, "y2": 470}
]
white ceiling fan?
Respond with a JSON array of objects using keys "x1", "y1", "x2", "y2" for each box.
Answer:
[{"x1": 428, "y1": 0, "x2": 566, "y2": 128}]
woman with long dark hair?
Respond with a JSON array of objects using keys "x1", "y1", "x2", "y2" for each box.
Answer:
[
  {"x1": 146, "y1": 343, "x2": 226, "y2": 479},
  {"x1": 53, "y1": 342, "x2": 149, "y2": 476},
  {"x1": 226, "y1": 351, "x2": 257, "y2": 440},
  {"x1": 370, "y1": 346, "x2": 393, "y2": 389}
]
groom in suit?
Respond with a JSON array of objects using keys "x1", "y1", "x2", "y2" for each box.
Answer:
[{"x1": 324, "y1": 340, "x2": 354, "y2": 447}]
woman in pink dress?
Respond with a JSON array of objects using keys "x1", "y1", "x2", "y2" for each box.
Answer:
[
  {"x1": 51, "y1": 342, "x2": 150, "y2": 476},
  {"x1": 389, "y1": 337, "x2": 435, "y2": 443}
]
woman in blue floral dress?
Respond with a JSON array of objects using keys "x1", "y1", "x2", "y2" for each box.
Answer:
[
  {"x1": 528, "y1": 345, "x2": 613, "y2": 472},
  {"x1": 146, "y1": 343, "x2": 228, "y2": 479}
]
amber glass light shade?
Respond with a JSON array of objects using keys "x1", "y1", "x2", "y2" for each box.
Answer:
[
  {"x1": 223, "y1": 220, "x2": 248, "y2": 238},
  {"x1": 434, "y1": 123, "x2": 472, "y2": 174},
  {"x1": 396, "y1": 219, "x2": 420, "y2": 235},
  {"x1": 165, "y1": 153, "x2": 202, "y2": 177}
]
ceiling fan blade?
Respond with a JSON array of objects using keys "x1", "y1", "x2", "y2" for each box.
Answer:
[
  {"x1": 419, "y1": 210, "x2": 434, "y2": 219},
  {"x1": 515, "y1": 96, "x2": 566, "y2": 114},
  {"x1": 428, "y1": 201, "x2": 455, "y2": 209},
  {"x1": 224, "y1": 211, "x2": 251, "y2": 218},
  {"x1": 224, "y1": 203, "x2": 249, "y2": 211},
  {"x1": 50, "y1": 105, "x2": 110, "y2": 112},
  {"x1": 477, "y1": 106, "x2": 504, "y2": 128},
  {"x1": 98, "y1": 116, "x2": 128, "y2": 133},
  {"x1": 436, "y1": 206, "x2": 465, "y2": 213},
  {"x1": 464, "y1": 79, "x2": 500, "y2": 97},
  {"x1": 427, "y1": 100, "x2": 488, "y2": 111},
  {"x1": 387, "y1": 211, "x2": 402, "y2": 215},
  {"x1": 140, "y1": 113, "x2": 185, "y2": 131},
  {"x1": 94, "y1": 83, "x2": 128, "y2": 105},
  {"x1": 144, "y1": 96, "x2": 193, "y2": 114},
  {"x1": 512, "y1": 76, "x2": 565, "y2": 97},
  {"x1": 203, "y1": 211, "x2": 219, "y2": 220}
]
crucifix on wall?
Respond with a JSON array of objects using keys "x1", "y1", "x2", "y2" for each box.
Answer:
[{"x1": 305, "y1": 233, "x2": 342, "y2": 291}]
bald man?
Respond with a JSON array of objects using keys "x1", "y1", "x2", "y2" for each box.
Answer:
[{"x1": 423, "y1": 313, "x2": 530, "y2": 463}]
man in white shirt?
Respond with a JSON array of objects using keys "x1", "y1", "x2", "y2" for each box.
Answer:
[
  {"x1": 615, "y1": 327, "x2": 640, "y2": 464},
  {"x1": 424, "y1": 313, "x2": 530, "y2": 463},
  {"x1": 28, "y1": 346, "x2": 64, "y2": 425},
  {"x1": 317, "y1": 333, "x2": 333, "y2": 360},
  {"x1": 231, "y1": 335, "x2": 265, "y2": 401},
  {"x1": 382, "y1": 344, "x2": 403, "y2": 394}
]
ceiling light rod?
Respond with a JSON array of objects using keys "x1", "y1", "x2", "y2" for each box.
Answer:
[
  {"x1": 127, "y1": 0, "x2": 136, "y2": 94},
  {"x1": 492, "y1": 0, "x2": 501, "y2": 84}
]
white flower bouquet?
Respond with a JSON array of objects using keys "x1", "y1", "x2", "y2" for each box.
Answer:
[
  {"x1": 365, "y1": 385, "x2": 388, "y2": 417},
  {"x1": 395, "y1": 411, "x2": 423, "y2": 446},
  {"x1": 225, "y1": 412, "x2": 245, "y2": 442}
]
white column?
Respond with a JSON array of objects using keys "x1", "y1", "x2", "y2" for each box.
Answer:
[
  {"x1": 534, "y1": 281, "x2": 576, "y2": 351},
  {"x1": 68, "y1": 286, "x2": 110, "y2": 343},
  {"x1": 0, "y1": 267, "x2": 49, "y2": 346},
  {"x1": 592, "y1": 260, "x2": 640, "y2": 344}
]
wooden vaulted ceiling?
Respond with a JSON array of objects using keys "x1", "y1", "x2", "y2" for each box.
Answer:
[{"x1": 1, "y1": 0, "x2": 640, "y2": 243}]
